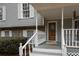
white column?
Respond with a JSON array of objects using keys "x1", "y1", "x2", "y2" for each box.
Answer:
[
  {"x1": 61, "y1": 8, "x2": 66, "y2": 56},
  {"x1": 35, "y1": 11, "x2": 38, "y2": 47},
  {"x1": 1, "y1": 31, "x2": 5, "y2": 37},
  {"x1": 72, "y1": 9, "x2": 75, "y2": 29}
]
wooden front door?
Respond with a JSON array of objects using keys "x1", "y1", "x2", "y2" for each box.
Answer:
[{"x1": 48, "y1": 22, "x2": 56, "y2": 41}]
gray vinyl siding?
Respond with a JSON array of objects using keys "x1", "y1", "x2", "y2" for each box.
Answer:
[
  {"x1": 64, "y1": 18, "x2": 72, "y2": 29},
  {"x1": 0, "y1": 3, "x2": 44, "y2": 28}
]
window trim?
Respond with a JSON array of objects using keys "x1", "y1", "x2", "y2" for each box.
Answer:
[
  {"x1": 18, "y1": 3, "x2": 30, "y2": 19},
  {"x1": 0, "y1": 6, "x2": 6, "y2": 21}
]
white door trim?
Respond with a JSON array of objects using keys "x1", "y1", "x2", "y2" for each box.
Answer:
[{"x1": 47, "y1": 21, "x2": 57, "y2": 42}]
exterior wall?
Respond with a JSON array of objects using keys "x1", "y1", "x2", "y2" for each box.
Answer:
[
  {"x1": 64, "y1": 18, "x2": 72, "y2": 29},
  {"x1": 38, "y1": 30, "x2": 46, "y2": 45},
  {"x1": 0, "y1": 18, "x2": 72, "y2": 46},
  {"x1": 0, "y1": 29, "x2": 35, "y2": 37},
  {"x1": 0, "y1": 3, "x2": 44, "y2": 28}
]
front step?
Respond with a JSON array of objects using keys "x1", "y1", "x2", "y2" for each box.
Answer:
[{"x1": 30, "y1": 48, "x2": 62, "y2": 56}]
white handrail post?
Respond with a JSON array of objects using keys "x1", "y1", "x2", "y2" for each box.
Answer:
[
  {"x1": 24, "y1": 46, "x2": 26, "y2": 56},
  {"x1": 19, "y1": 43, "x2": 23, "y2": 56},
  {"x1": 29, "y1": 43, "x2": 31, "y2": 56},
  {"x1": 61, "y1": 8, "x2": 66, "y2": 56}
]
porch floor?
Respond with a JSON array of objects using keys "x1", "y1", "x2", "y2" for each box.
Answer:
[
  {"x1": 36, "y1": 41, "x2": 61, "y2": 49},
  {"x1": 31, "y1": 41, "x2": 62, "y2": 56}
]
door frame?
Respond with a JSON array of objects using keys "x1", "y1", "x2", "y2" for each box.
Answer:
[{"x1": 47, "y1": 21, "x2": 57, "y2": 42}]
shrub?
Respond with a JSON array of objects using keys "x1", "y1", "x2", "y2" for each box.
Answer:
[{"x1": 0, "y1": 37, "x2": 27, "y2": 56}]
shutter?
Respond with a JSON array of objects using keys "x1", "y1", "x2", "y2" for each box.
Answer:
[
  {"x1": 18, "y1": 3, "x2": 23, "y2": 19},
  {"x1": 29, "y1": 4, "x2": 34, "y2": 18},
  {"x1": 23, "y1": 30, "x2": 27, "y2": 37},
  {"x1": 1, "y1": 31, "x2": 5, "y2": 37},
  {"x1": 2, "y1": 6, "x2": 6, "y2": 20},
  {"x1": 9, "y1": 31, "x2": 12, "y2": 37}
]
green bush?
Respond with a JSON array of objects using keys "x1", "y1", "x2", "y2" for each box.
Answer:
[{"x1": 0, "y1": 37, "x2": 27, "y2": 56}]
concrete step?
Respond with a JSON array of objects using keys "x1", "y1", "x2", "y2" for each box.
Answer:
[{"x1": 30, "y1": 48, "x2": 62, "y2": 56}]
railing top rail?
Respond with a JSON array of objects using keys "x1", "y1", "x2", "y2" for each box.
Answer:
[
  {"x1": 64, "y1": 29, "x2": 79, "y2": 30},
  {"x1": 22, "y1": 32, "x2": 37, "y2": 49},
  {"x1": 66, "y1": 46, "x2": 79, "y2": 48}
]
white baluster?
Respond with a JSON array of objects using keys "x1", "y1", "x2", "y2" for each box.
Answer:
[
  {"x1": 19, "y1": 43, "x2": 23, "y2": 56},
  {"x1": 69, "y1": 30, "x2": 70, "y2": 46},
  {"x1": 24, "y1": 46, "x2": 26, "y2": 56},
  {"x1": 29, "y1": 43, "x2": 30, "y2": 56},
  {"x1": 66, "y1": 30, "x2": 67, "y2": 46},
  {"x1": 75, "y1": 29, "x2": 77, "y2": 47},
  {"x1": 73, "y1": 29, "x2": 75, "y2": 46},
  {"x1": 72, "y1": 29, "x2": 74, "y2": 46},
  {"x1": 32, "y1": 39, "x2": 34, "y2": 49}
]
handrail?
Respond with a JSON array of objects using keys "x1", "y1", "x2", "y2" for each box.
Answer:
[
  {"x1": 64, "y1": 29, "x2": 79, "y2": 30},
  {"x1": 22, "y1": 32, "x2": 37, "y2": 49}
]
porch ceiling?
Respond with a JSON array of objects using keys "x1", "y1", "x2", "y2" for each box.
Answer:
[{"x1": 32, "y1": 3, "x2": 79, "y2": 20}]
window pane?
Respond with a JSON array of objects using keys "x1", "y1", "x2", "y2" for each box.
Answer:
[
  {"x1": 23, "y1": 3, "x2": 29, "y2": 18},
  {"x1": 5, "y1": 31, "x2": 9, "y2": 37},
  {"x1": 27, "y1": 30, "x2": 33, "y2": 38},
  {"x1": 23, "y1": 11, "x2": 29, "y2": 17},
  {"x1": 12, "y1": 30, "x2": 23, "y2": 37}
]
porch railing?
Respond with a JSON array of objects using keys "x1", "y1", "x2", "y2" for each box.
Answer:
[
  {"x1": 38, "y1": 31, "x2": 46, "y2": 44},
  {"x1": 64, "y1": 29, "x2": 79, "y2": 47},
  {"x1": 19, "y1": 32, "x2": 37, "y2": 56}
]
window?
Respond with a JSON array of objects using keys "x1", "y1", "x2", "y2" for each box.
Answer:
[
  {"x1": 5, "y1": 30, "x2": 9, "y2": 37},
  {"x1": 12, "y1": 30, "x2": 23, "y2": 37},
  {"x1": 27, "y1": 30, "x2": 34, "y2": 38},
  {"x1": 18, "y1": 3, "x2": 30, "y2": 19},
  {"x1": 23, "y1": 3, "x2": 29, "y2": 18}
]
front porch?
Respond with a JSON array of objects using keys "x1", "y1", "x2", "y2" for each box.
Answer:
[
  {"x1": 19, "y1": 4, "x2": 79, "y2": 56},
  {"x1": 31, "y1": 41, "x2": 62, "y2": 56}
]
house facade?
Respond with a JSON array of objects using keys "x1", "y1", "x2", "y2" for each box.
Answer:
[
  {"x1": 0, "y1": 3, "x2": 44, "y2": 41},
  {"x1": 0, "y1": 3, "x2": 79, "y2": 56}
]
